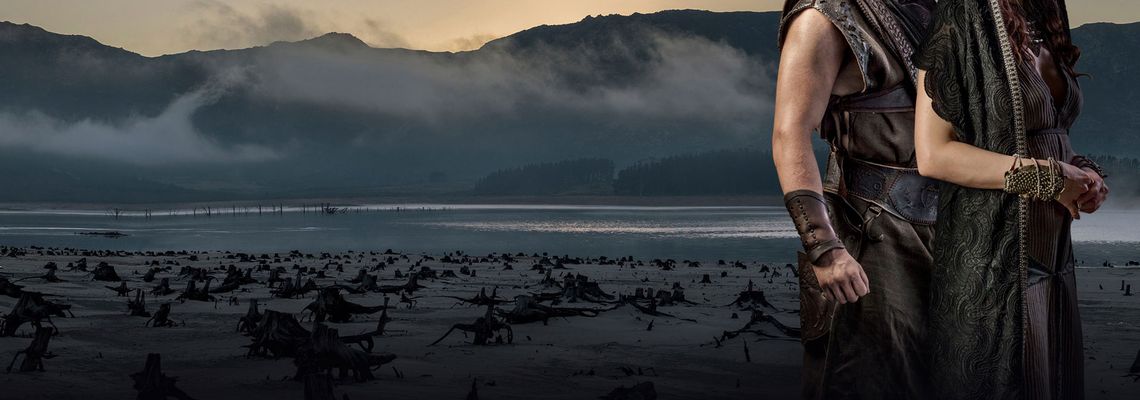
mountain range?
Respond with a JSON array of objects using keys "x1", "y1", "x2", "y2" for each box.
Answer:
[{"x1": 0, "y1": 10, "x2": 1136, "y2": 203}]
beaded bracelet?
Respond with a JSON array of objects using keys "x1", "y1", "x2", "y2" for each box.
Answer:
[{"x1": 1003, "y1": 155, "x2": 1066, "y2": 201}]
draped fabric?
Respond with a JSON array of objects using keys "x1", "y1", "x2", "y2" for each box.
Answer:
[
  {"x1": 1019, "y1": 36, "x2": 1085, "y2": 400},
  {"x1": 914, "y1": 0, "x2": 1078, "y2": 399},
  {"x1": 913, "y1": 1, "x2": 1027, "y2": 399}
]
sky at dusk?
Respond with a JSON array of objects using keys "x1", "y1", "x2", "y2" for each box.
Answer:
[{"x1": 1, "y1": 0, "x2": 1139, "y2": 56}]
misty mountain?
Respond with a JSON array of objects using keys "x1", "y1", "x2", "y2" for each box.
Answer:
[{"x1": 0, "y1": 10, "x2": 1136, "y2": 203}]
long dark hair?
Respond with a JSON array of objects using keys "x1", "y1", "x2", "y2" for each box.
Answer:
[{"x1": 1001, "y1": 0, "x2": 1081, "y2": 75}]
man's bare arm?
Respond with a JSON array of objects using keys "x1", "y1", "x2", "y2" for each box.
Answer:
[
  {"x1": 772, "y1": 10, "x2": 869, "y2": 304},
  {"x1": 773, "y1": 10, "x2": 845, "y2": 196}
]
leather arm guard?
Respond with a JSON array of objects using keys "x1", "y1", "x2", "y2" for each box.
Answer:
[
  {"x1": 784, "y1": 190, "x2": 845, "y2": 265},
  {"x1": 1071, "y1": 155, "x2": 1108, "y2": 179}
]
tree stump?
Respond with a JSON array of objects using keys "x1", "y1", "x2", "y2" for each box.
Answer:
[
  {"x1": 142, "y1": 268, "x2": 158, "y2": 283},
  {"x1": 6, "y1": 326, "x2": 53, "y2": 373},
  {"x1": 1130, "y1": 348, "x2": 1140, "y2": 375},
  {"x1": 294, "y1": 324, "x2": 396, "y2": 382},
  {"x1": 92, "y1": 262, "x2": 122, "y2": 281},
  {"x1": 601, "y1": 381, "x2": 657, "y2": 400},
  {"x1": 108, "y1": 281, "x2": 131, "y2": 297},
  {"x1": 303, "y1": 373, "x2": 336, "y2": 400},
  {"x1": 145, "y1": 303, "x2": 177, "y2": 327},
  {"x1": 152, "y1": 278, "x2": 176, "y2": 296},
  {"x1": 1, "y1": 292, "x2": 72, "y2": 337},
  {"x1": 236, "y1": 299, "x2": 262, "y2": 334},
  {"x1": 130, "y1": 353, "x2": 197, "y2": 400},
  {"x1": 128, "y1": 289, "x2": 151, "y2": 317},
  {"x1": 725, "y1": 280, "x2": 778, "y2": 311},
  {"x1": 247, "y1": 310, "x2": 311, "y2": 358},
  {"x1": 304, "y1": 288, "x2": 385, "y2": 323},
  {"x1": 0, "y1": 277, "x2": 24, "y2": 298},
  {"x1": 430, "y1": 304, "x2": 513, "y2": 346},
  {"x1": 465, "y1": 378, "x2": 479, "y2": 400}
]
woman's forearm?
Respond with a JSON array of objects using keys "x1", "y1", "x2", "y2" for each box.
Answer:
[
  {"x1": 914, "y1": 69, "x2": 1033, "y2": 190},
  {"x1": 916, "y1": 138, "x2": 1018, "y2": 190}
]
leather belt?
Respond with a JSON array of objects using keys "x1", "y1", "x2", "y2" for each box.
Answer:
[{"x1": 842, "y1": 158, "x2": 940, "y2": 225}]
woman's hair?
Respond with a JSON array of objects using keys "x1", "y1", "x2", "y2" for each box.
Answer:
[{"x1": 1001, "y1": 0, "x2": 1081, "y2": 75}]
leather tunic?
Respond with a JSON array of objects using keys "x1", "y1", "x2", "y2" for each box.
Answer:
[
  {"x1": 779, "y1": 0, "x2": 926, "y2": 168},
  {"x1": 778, "y1": 2, "x2": 938, "y2": 399}
]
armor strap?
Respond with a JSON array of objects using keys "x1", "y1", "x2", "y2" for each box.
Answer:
[
  {"x1": 832, "y1": 84, "x2": 915, "y2": 112},
  {"x1": 784, "y1": 190, "x2": 845, "y2": 264}
]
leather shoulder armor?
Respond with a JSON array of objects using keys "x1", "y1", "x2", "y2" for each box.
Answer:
[{"x1": 779, "y1": 0, "x2": 876, "y2": 91}]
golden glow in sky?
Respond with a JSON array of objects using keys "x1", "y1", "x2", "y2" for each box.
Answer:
[{"x1": 0, "y1": 0, "x2": 1137, "y2": 56}]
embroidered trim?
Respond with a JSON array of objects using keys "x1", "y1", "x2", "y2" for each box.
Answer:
[{"x1": 985, "y1": 0, "x2": 1031, "y2": 378}]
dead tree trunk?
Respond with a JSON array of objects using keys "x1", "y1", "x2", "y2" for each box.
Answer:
[
  {"x1": 338, "y1": 298, "x2": 393, "y2": 352},
  {"x1": 128, "y1": 289, "x2": 151, "y2": 317},
  {"x1": 601, "y1": 381, "x2": 657, "y2": 400},
  {"x1": 246, "y1": 310, "x2": 311, "y2": 358},
  {"x1": 0, "y1": 277, "x2": 24, "y2": 298},
  {"x1": 303, "y1": 288, "x2": 385, "y2": 323},
  {"x1": 6, "y1": 327, "x2": 53, "y2": 373},
  {"x1": 1130, "y1": 348, "x2": 1140, "y2": 376},
  {"x1": 294, "y1": 324, "x2": 396, "y2": 382},
  {"x1": 1, "y1": 292, "x2": 73, "y2": 337},
  {"x1": 236, "y1": 299, "x2": 262, "y2": 334},
  {"x1": 108, "y1": 281, "x2": 131, "y2": 297},
  {"x1": 430, "y1": 305, "x2": 513, "y2": 346},
  {"x1": 92, "y1": 262, "x2": 122, "y2": 281},
  {"x1": 131, "y1": 353, "x2": 197, "y2": 400},
  {"x1": 152, "y1": 278, "x2": 176, "y2": 296},
  {"x1": 143, "y1": 268, "x2": 158, "y2": 283},
  {"x1": 725, "y1": 280, "x2": 778, "y2": 311},
  {"x1": 303, "y1": 373, "x2": 336, "y2": 400},
  {"x1": 15, "y1": 269, "x2": 64, "y2": 283},
  {"x1": 718, "y1": 310, "x2": 800, "y2": 343},
  {"x1": 145, "y1": 304, "x2": 177, "y2": 327}
]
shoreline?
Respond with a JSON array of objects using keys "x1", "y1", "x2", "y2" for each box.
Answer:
[
  {"x1": 0, "y1": 195, "x2": 784, "y2": 212},
  {"x1": 0, "y1": 245, "x2": 1135, "y2": 399}
]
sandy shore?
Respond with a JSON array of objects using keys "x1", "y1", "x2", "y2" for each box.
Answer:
[{"x1": 0, "y1": 247, "x2": 1135, "y2": 399}]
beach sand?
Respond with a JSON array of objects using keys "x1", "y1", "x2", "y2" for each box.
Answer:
[{"x1": 0, "y1": 247, "x2": 1135, "y2": 399}]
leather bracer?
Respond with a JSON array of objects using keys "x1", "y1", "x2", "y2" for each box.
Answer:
[{"x1": 784, "y1": 190, "x2": 845, "y2": 265}]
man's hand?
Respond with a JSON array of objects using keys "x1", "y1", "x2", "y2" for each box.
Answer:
[
  {"x1": 811, "y1": 248, "x2": 870, "y2": 304},
  {"x1": 1076, "y1": 168, "x2": 1108, "y2": 214}
]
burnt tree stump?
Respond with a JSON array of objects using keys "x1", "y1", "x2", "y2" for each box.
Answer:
[
  {"x1": 601, "y1": 381, "x2": 657, "y2": 400},
  {"x1": 128, "y1": 289, "x2": 151, "y2": 317},
  {"x1": 247, "y1": 310, "x2": 311, "y2": 358},
  {"x1": 303, "y1": 373, "x2": 336, "y2": 400},
  {"x1": 303, "y1": 288, "x2": 385, "y2": 323},
  {"x1": 145, "y1": 304, "x2": 177, "y2": 327},
  {"x1": 130, "y1": 353, "x2": 197, "y2": 400},
  {"x1": 294, "y1": 324, "x2": 396, "y2": 382},
  {"x1": 152, "y1": 278, "x2": 176, "y2": 296},
  {"x1": 0, "y1": 277, "x2": 24, "y2": 298},
  {"x1": 92, "y1": 262, "x2": 122, "y2": 281},
  {"x1": 6, "y1": 327, "x2": 54, "y2": 373},
  {"x1": 108, "y1": 281, "x2": 131, "y2": 297},
  {"x1": 430, "y1": 304, "x2": 513, "y2": 346},
  {"x1": 1, "y1": 292, "x2": 73, "y2": 337},
  {"x1": 236, "y1": 299, "x2": 263, "y2": 334}
]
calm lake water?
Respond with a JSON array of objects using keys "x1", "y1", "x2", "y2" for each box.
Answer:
[{"x1": 0, "y1": 204, "x2": 1136, "y2": 264}]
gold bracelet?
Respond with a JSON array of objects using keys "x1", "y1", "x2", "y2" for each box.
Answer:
[{"x1": 1003, "y1": 156, "x2": 1065, "y2": 200}]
